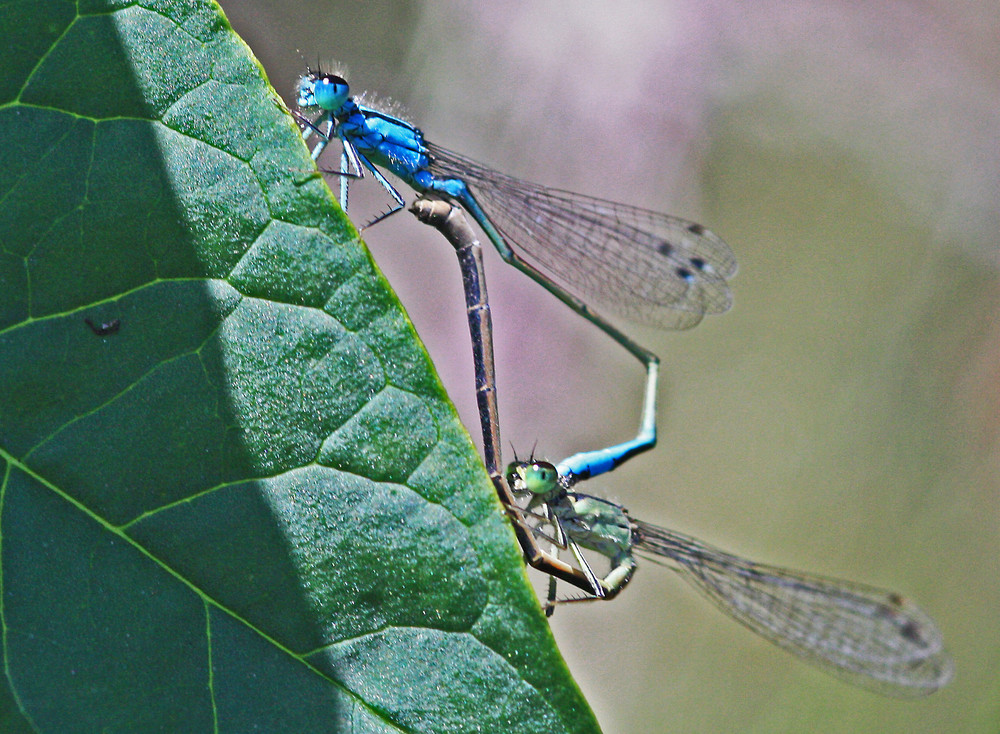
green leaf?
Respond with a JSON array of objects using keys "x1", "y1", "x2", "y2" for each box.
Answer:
[{"x1": 0, "y1": 1, "x2": 599, "y2": 732}]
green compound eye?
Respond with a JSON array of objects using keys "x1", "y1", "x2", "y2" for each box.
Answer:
[{"x1": 508, "y1": 460, "x2": 558, "y2": 495}]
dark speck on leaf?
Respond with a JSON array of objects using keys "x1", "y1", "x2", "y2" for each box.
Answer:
[{"x1": 85, "y1": 318, "x2": 121, "y2": 336}]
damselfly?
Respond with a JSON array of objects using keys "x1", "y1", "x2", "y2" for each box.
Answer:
[{"x1": 507, "y1": 457, "x2": 954, "y2": 697}]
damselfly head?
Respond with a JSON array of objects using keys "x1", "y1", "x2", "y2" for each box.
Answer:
[
  {"x1": 507, "y1": 460, "x2": 560, "y2": 496},
  {"x1": 296, "y1": 58, "x2": 350, "y2": 108}
]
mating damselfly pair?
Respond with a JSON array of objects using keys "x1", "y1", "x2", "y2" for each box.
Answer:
[{"x1": 296, "y1": 68, "x2": 952, "y2": 696}]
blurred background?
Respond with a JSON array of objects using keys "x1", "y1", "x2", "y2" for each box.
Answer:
[{"x1": 221, "y1": 1, "x2": 999, "y2": 731}]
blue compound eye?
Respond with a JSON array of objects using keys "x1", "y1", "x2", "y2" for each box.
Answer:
[{"x1": 313, "y1": 74, "x2": 350, "y2": 112}]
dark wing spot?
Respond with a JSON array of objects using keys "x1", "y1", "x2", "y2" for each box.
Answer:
[
  {"x1": 656, "y1": 240, "x2": 674, "y2": 257},
  {"x1": 689, "y1": 257, "x2": 706, "y2": 271},
  {"x1": 687, "y1": 223, "x2": 706, "y2": 235},
  {"x1": 675, "y1": 267, "x2": 694, "y2": 282},
  {"x1": 899, "y1": 620, "x2": 928, "y2": 647}
]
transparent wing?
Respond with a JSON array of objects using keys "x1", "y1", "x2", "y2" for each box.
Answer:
[
  {"x1": 427, "y1": 144, "x2": 736, "y2": 330},
  {"x1": 631, "y1": 519, "x2": 953, "y2": 696}
]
